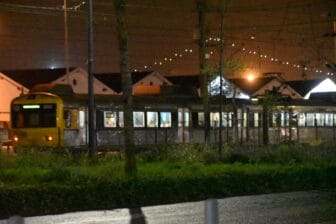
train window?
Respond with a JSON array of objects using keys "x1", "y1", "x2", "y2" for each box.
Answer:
[
  {"x1": 325, "y1": 113, "x2": 333, "y2": 126},
  {"x1": 28, "y1": 113, "x2": 39, "y2": 126},
  {"x1": 298, "y1": 113, "x2": 306, "y2": 127},
  {"x1": 133, "y1": 111, "x2": 145, "y2": 127},
  {"x1": 315, "y1": 113, "x2": 325, "y2": 126},
  {"x1": 118, "y1": 111, "x2": 124, "y2": 127},
  {"x1": 223, "y1": 112, "x2": 233, "y2": 127},
  {"x1": 198, "y1": 112, "x2": 204, "y2": 126},
  {"x1": 178, "y1": 111, "x2": 183, "y2": 127},
  {"x1": 79, "y1": 110, "x2": 85, "y2": 128},
  {"x1": 11, "y1": 104, "x2": 56, "y2": 128},
  {"x1": 147, "y1": 111, "x2": 158, "y2": 128},
  {"x1": 237, "y1": 110, "x2": 242, "y2": 128},
  {"x1": 178, "y1": 110, "x2": 190, "y2": 127},
  {"x1": 280, "y1": 112, "x2": 289, "y2": 127},
  {"x1": 253, "y1": 113, "x2": 259, "y2": 127},
  {"x1": 160, "y1": 112, "x2": 172, "y2": 128},
  {"x1": 64, "y1": 110, "x2": 71, "y2": 128},
  {"x1": 243, "y1": 112, "x2": 247, "y2": 127},
  {"x1": 306, "y1": 113, "x2": 315, "y2": 127},
  {"x1": 210, "y1": 112, "x2": 220, "y2": 127},
  {"x1": 270, "y1": 113, "x2": 278, "y2": 127},
  {"x1": 104, "y1": 111, "x2": 117, "y2": 128},
  {"x1": 185, "y1": 112, "x2": 190, "y2": 127}
]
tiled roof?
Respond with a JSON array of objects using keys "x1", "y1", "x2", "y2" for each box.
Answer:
[
  {"x1": 3, "y1": 68, "x2": 152, "y2": 93},
  {"x1": 94, "y1": 71, "x2": 152, "y2": 93},
  {"x1": 3, "y1": 68, "x2": 68, "y2": 89},
  {"x1": 3, "y1": 67, "x2": 326, "y2": 100},
  {"x1": 166, "y1": 75, "x2": 200, "y2": 88},
  {"x1": 285, "y1": 79, "x2": 323, "y2": 97},
  {"x1": 309, "y1": 92, "x2": 336, "y2": 101},
  {"x1": 229, "y1": 77, "x2": 276, "y2": 95}
]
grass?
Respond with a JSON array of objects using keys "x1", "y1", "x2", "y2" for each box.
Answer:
[{"x1": 0, "y1": 143, "x2": 336, "y2": 218}]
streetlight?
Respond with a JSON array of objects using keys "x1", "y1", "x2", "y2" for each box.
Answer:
[{"x1": 247, "y1": 73, "x2": 255, "y2": 82}]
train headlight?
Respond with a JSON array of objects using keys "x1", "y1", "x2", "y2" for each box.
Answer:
[
  {"x1": 13, "y1": 136, "x2": 19, "y2": 142},
  {"x1": 45, "y1": 135, "x2": 53, "y2": 141}
]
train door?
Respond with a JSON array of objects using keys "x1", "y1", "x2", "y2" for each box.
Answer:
[
  {"x1": 63, "y1": 108, "x2": 87, "y2": 146},
  {"x1": 177, "y1": 107, "x2": 190, "y2": 143}
]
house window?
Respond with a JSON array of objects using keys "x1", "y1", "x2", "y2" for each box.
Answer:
[{"x1": 72, "y1": 79, "x2": 77, "y2": 86}]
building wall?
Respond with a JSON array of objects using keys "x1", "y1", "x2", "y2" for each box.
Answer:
[
  {"x1": 0, "y1": 73, "x2": 29, "y2": 122},
  {"x1": 52, "y1": 68, "x2": 117, "y2": 95}
]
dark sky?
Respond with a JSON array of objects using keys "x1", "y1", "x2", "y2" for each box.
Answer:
[{"x1": 0, "y1": 0, "x2": 335, "y2": 80}]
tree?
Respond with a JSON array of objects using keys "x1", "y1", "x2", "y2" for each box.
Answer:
[
  {"x1": 197, "y1": 0, "x2": 211, "y2": 145},
  {"x1": 113, "y1": 0, "x2": 136, "y2": 174},
  {"x1": 260, "y1": 87, "x2": 282, "y2": 145}
]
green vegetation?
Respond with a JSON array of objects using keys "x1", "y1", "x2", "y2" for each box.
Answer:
[{"x1": 0, "y1": 143, "x2": 336, "y2": 218}]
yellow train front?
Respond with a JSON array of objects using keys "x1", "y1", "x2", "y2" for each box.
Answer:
[{"x1": 9, "y1": 92, "x2": 65, "y2": 149}]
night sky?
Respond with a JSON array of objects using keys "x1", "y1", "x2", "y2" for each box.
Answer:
[{"x1": 0, "y1": 0, "x2": 335, "y2": 80}]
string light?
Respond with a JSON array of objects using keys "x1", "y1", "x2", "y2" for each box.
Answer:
[{"x1": 133, "y1": 36, "x2": 330, "y2": 77}]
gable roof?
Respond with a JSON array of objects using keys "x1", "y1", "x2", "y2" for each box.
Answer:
[
  {"x1": 309, "y1": 92, "x2": 336, "y2": 101},
  {"x1": 94, "y1": 71, "x2": 152, "y2": 93},
  {"x1": 3, "y1": 68, "x2": 68, "y2": 89},
  {"x1": 51, "y1": 67, "x2": 118, "y2": 95},
  {"x1": 285, "y1": 79, "x2": 323, "y2": 97},
  {"x1": 2, "y1": 68, "x2": 152, "y2": 93},
  {"x1": 229, "y1": 77, "x2": 277, "y2": 95},
  {"x1": 133, "y1": 71, "x2": 173, "y2": 86},
  {"x1": 0, "y1": 72, "x2": 29, "y2": 93},
  {"x1": 166, "y1": 75, "x2": 200, "y2": 88}
]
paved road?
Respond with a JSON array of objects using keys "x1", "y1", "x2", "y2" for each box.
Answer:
[{"x1": 2, "y1": 190, "x2": 336, "y2": 224}]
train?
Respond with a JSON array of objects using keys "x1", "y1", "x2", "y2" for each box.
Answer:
[{"x1": 8, "y1": 83, "x2": 336, "y2": 151}]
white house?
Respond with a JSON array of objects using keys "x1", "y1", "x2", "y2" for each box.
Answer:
[
  {"x1": 0, "y1": 72, "x2": 29, "y2": 122},
  {"x1": 52, "y1": 67, "x2": 118, "y2": 95},
  {"x1": 230, "y1": 76, "x2": 302, "y2": 99},
  {"x1": 132, "y1": 71, "x2": 173, "y2": 95}
]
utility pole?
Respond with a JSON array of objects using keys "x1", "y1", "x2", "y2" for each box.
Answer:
[
  {"x1": 334, "y1": 20, "x2": 336, "y2": 67},
  {"x1": 63, "y1": 0, "x2": 70, "y2": 82},
  {"x1": 87, "y1": 0, "x2": 96, "y2": 156},
  {"x1": 218, "y1": 6, "x2": 224, "y2": 156}
]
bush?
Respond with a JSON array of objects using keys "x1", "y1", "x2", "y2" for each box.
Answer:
[{"x1": 1, "y1": 163, "x2": 335, "y2": 218}]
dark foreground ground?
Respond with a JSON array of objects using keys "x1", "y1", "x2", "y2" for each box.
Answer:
[{"x1": 2, "y1": 189, "x2": 336, "y2": 224}]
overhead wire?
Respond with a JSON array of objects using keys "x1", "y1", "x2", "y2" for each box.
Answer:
[{"x1": 0, "y1": 1, "x2": 334, "y2": 76}]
